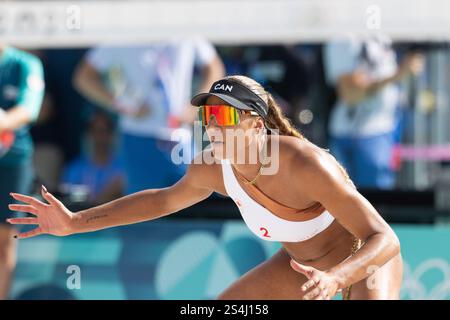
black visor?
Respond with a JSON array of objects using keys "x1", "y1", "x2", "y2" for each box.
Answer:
[{"x1": 191, "y1": 79, "x2": 269, "y2": 119}]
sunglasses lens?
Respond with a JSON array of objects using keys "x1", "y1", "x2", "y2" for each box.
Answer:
[{"x1": 199, "y1": 105, "x2": 240, "y2": 126}]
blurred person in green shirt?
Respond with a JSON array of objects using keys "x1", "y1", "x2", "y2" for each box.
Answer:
[{"x1": 0, "y1": 44, "x2": 44, "y2": 299}]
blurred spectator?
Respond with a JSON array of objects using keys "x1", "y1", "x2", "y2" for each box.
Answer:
[
  {"x1": 324, "y1": 34, "x2": 423, "y2": 189},
  {"x1": 0, "y1": 44, "x2": 44, "y2": 299},
  {"x1": 73, "y1": 38, "x2": 225, "y2": 193},
  {"x1": 31, "y1": 91, "x2": 64, "y2": 191},
  {"x1": 30, "y1": 49, "x2": 90, "y2": 190},
  {"x1": 61, "y1": 111, "x2": 124, "y2": 206}
]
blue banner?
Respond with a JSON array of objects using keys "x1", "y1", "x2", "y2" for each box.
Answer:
[{"x1": 11, "y1": 219, "x2": 450, "y2": 300}]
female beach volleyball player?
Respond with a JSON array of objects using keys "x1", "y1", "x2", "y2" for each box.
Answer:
[{"x1": 7, "y1": 75, "x2": 402, "y2": 300}]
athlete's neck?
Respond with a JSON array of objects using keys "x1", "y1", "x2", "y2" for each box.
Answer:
[{"x1": 231, "y1": 134, "x2": 272, "y2": 181}]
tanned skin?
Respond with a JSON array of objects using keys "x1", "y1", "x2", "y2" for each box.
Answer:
[{"x1": 7, "y1": 96, "x2": 402, "y2": 300}]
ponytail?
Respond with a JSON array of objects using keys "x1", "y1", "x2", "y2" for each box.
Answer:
[
  {"x1": 224, "y1": 75, "x2": 305, "y2": 139},
  {"x1": 265, "y1": 93, "x2": 305, "y2": 139}
]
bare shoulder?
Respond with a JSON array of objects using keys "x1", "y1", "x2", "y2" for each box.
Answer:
[
  {"x1": 276, "y1": 135, "x2": 349, "y2": 186},
  {"x1": 185, "y1": 149, "x2": 223, "y2": 190},
  {"x1": 276, "y1": 135, "x2": 325, "y2": 164}
]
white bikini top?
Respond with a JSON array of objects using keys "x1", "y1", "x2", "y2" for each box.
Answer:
[{"x1": 221, "y1": 159, "x2": 335, "y2": 242}]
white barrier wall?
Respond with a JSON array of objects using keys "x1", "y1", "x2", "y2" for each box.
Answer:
[{"x1": 1, "y1": 0, "x2": 450, "y2": 48}]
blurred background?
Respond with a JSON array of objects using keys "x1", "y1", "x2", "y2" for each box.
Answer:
[{"x1": 1, "y1": 0, "x2": 450, "y2": 300}]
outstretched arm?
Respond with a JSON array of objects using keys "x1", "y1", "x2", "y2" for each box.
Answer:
[
  {"x1": 72, "y1": 60, "x2": 117, "y2": 111},
  {"x1": 7, "y1": 159, "x2": 214, "y2": 238}
]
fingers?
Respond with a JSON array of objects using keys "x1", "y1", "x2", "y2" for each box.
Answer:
[
  {"x1": 8, "y1": 204, "x2": 39, "y2": 216},
  {"x1": 291, "y1": 259, "x2": 331, "y2": 300},
  {"x1": 302, "y1": 281, "x2": 334, "y2": 300},
  {"x1": 313, "y1": 289, "x2": 329, "y2": 300},
  {"x1": 10, "y1": 193, "x2": 45, "y2": 208},
  {"x1": 290, "y1": 259, "x2": 314, "y2": 278},
  {"x1": 6, "y1": 217, "x2": 39, "y2": 225},
  {"x1": 17, "y1": 227, "x2": 43, "y2": 239},
  {"x1": 303, "y1": 285, "x2": 323, "y2": 300},
  {"x1": 40, "y1": 185, "x2": 60, "y2": 206},
  {"x1": 302, "y1": 276, "x2": 320, "y2": 292}
]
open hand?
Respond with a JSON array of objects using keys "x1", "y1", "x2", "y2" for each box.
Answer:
[
  {"x1": 7, "y1": 186, "x2": 75, "y2": 239},
  {"x1": 290, "y1": 259, "x2": 341, "y2": 300}
]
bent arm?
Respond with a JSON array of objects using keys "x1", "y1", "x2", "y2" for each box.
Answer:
[
  {"x1": 0, "y1": 106, "x2": 35, "y2": 132},
  {"x1": 336, "y1": 70, "x2": 401, "y2": 106},
  {"x1": 337, "y1": 53, "x2": 423, "y2": 106},
  {"x1": 71, "y1": 162, "x2": 213, "y2": 234},
  {"x1": 0, "y1": 55, "x2": 45, "y2": 132},
  {"x1": 296, "y1": 149, "x2": 400, "y2": 290},
  {"x1": 73, "y1": 60, "x2": 117, "y2": 111}
]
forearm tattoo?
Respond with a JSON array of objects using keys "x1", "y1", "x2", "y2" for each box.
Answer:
[{"x1": 86, "y1": 214, "x2": 108, "y2": 223}]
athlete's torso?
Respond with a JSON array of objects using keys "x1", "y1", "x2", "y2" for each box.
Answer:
[
  {"x1": 204, "y1": 136, "x2": 355, "y2": 264},
  {"x1": 221, "y1": 158, "x2": 335, "y2": 242}
]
